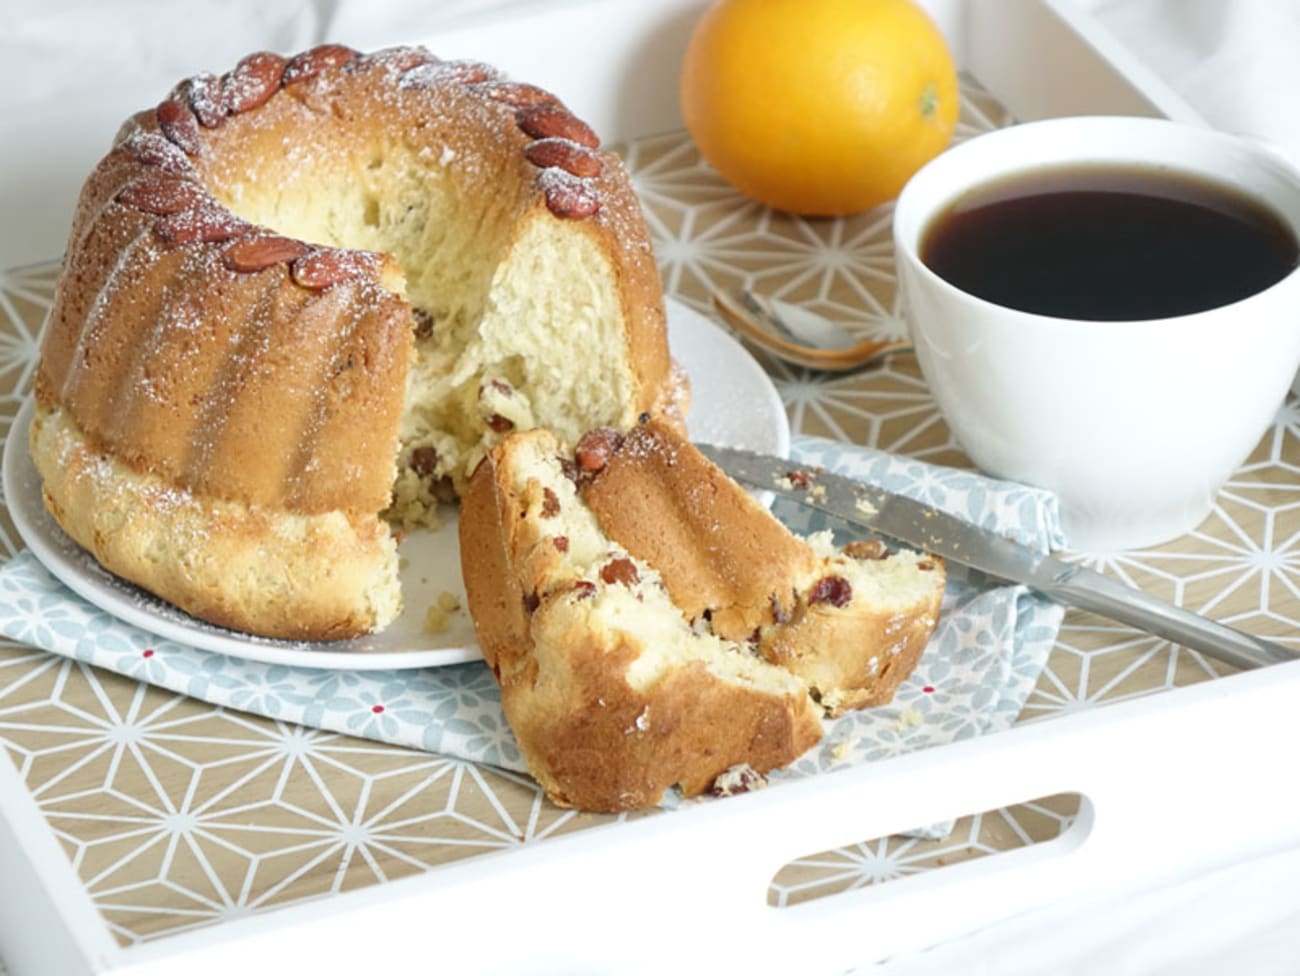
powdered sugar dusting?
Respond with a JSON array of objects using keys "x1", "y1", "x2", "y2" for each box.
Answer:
[
  {"x1": 153, "y1": 203, "x2": 248, "y2": 244},
  {"x1": 536, "y1": 167, "x2": 601, "y2": 218},
  {"x1": 184, "y1": 73, "x2": 226, "y2": 128},
  {"x1": 399, "y1": 59, "x2": 501, "y2": 89},
  {"x1": 222, "y1": 71, "x2": 268, "y2": 113},
  {"x1": 121, "y1": 129, "x2": 195, "y2": 176},
  {"x1": 221, "y1": 52, "x2": 288, "y2": 115},
  {"x1": 290, "y1": 248, "x2": 383, "y2": 289},
  {"x1": 355, "y1": 45, "x2": 435, "y2": 77}
]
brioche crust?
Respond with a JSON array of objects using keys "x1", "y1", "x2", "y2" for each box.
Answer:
[
  {"x1": 30, "y1": 404, "x2": 400, "y2": 640},
  {"x1": 517, "y1": 609, "x2": 824, "y2": 809}
]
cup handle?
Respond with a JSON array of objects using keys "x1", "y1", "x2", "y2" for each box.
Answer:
[{"x1": 1228, "y1": 131, "x2": 1300, "y2": 395}]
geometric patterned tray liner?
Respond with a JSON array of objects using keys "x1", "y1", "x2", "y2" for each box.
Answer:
[{"x1": 1, "y1": 77, "x2": 1297, "y2": 950}]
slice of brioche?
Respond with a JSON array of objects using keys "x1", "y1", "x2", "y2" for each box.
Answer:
[
  {"x1": 459, "y1": 421, "x2": 946, "y2": 811},
  {"x1": 578, "y1": 420, "x2": 946, "y2": 716},
  {"x1": 459, "y1": 428, "x2": 824, "y2": 812}
]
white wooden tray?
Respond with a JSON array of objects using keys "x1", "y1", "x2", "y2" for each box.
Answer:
[{"x1": 6, "y1": 2, "x2": 1299, "y2": 973}]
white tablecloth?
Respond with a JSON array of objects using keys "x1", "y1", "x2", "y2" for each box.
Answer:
[{"x1": 1, "y1": 2, "x2": 1298, "y2": 973}]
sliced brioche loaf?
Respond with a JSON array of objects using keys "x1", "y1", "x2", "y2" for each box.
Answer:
[
  {"x1": 577, "y1": 419, "x2": 946, "y2": 716},
  {"x1": 459, "y1": 428, "x2": 823, "y2": 811},
  {"x1": 460, "y1": 420, "x2": 946, "y2": 811}
]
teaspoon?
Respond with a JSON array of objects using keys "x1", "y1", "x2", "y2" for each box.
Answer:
[{"x1": 712, "y1": 289, "x2": 911, "y2": 372}]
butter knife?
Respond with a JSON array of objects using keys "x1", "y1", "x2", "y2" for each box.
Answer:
[{"x1": 697, "y1": 443, "x2": 1296, "y2": 672}]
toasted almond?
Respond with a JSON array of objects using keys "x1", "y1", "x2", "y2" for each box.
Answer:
[
  {"x1": 352, "y1": 46, "x2": 435, "y2": 73},
  {"x1": 117, "y1": 176, "x2": 206, "y2": 215},
  {"x1": 282, "y1": 44, "x2": 359, "y2": 85},
  {"x1": 401, "y1": 59, "x2": 499, "y2": 88},
  {"x1": 154, "y1": 208, "x2": 248, "y2": 244},
  {"x1": 290, "y1": 248, "x2": 381, "y2": 288},
  {"x1": 471, "y1": 80, "x2": 559, "y2": 108},
  {"x1": 516, "y1": 104, "x2": 599, "y2": 149},
  {"x1": 155, "y1": 97, "x2": 201, "y2": 155},
  {"x1": 182, "y1": 73, "x2": 226, "y2": 127},
  {"x1": 122, "y1": 131, "x2": 195, "y2": 175},
  {"x1": 223, "y1": 51, "x2": 287, "y2": 114},
  {"x1": 539, "y1": 170, "x2": 601, "y2": 220},
  {"x1": 222, "y1": 234, "x2": 310, "y2": 272},
  {"x1": 574, "y1": 428, "x2": 623, "y2": 471},
  {"x1": 524, "y1": 137, "x2": 603, "y2": 178}
]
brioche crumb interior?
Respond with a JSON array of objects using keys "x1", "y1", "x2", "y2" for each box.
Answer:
[
  {"x1": 512, "y1": 435, "x2": 809, "y2": 698},
  {"x1": 803, "y1": 530, "x2": 944, "y2": 607},
  {"x1": 208, "y1": 138, "x2": 638, "y2": 536}
]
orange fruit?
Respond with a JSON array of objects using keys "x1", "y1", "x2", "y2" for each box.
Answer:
[{"x1": 679, "y1": 0, "x2": 959, "y2": 216}]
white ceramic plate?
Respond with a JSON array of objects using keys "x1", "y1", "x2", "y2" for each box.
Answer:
[{"x1": 4, "y1": 298, "x2": 789, "y2": 670}]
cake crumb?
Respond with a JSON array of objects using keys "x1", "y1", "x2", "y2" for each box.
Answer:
[
  {"x1": 422, "y1": 591, "x2": 462, "y2": 633},
  {"x1": 898, "y1": 706, "x2": 924, "y2": 729},
  {"x1": 710, "y1": 763, "x2": 767, "y2": 797},
  {"x1": 830, "y1": 738, "x2": 857, "y2": 762}
]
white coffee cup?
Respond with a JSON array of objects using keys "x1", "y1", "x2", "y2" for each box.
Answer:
[{"x1": 893, "y1": 116, "x2": 1300, "y2": 552}]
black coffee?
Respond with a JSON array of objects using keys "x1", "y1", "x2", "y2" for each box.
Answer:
[{"x1": 920, "y1": 164, "x2": 1299, "y2": 320}]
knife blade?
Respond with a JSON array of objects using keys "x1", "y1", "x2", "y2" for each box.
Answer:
[{"x1": 696, "y1": 442, "x2": 1296, "y2": 672}]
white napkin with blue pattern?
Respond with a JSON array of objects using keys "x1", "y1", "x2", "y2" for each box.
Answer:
[{"x1": 0, "y1": 435, "x2": 1066, "y2": 790}]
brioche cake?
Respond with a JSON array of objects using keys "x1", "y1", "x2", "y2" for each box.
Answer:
[
  {"x1": 460, "y1": 419, "x2": 947, "y2": 811},
  {"x1": 30, "y1": 45, "x2": 681, "y2": 640}
]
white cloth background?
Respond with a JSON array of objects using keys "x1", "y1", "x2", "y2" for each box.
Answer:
[{"x1": 1, "y1": 1, "x2": 1299, "y2": 973}]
